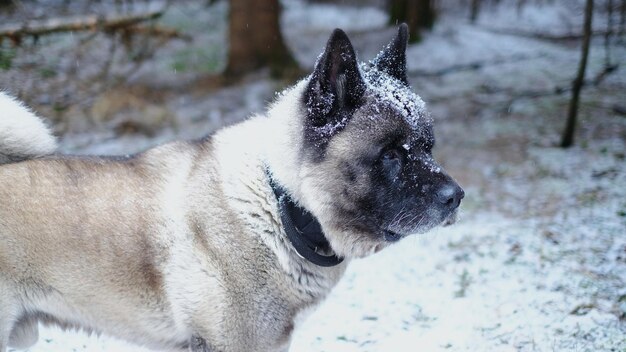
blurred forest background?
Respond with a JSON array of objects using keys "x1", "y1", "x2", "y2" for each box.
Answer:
[{"x1": 1, "y1": 0, "x2": 625, "y2": 351}]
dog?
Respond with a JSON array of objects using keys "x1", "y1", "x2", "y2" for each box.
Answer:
[{"x1": 0, "y1": 24, "x2": 463, "y2": 352}]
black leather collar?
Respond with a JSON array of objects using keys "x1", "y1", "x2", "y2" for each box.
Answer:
[{"x1": 266, "y1": 171, "x2": 343, "y2": 267}]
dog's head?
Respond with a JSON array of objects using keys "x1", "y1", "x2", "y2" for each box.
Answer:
[{"x1": 281, "y1": 25, "x2": 463, "y2": 259}]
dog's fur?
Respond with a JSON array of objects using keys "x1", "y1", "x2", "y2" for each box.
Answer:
[{"x1": 0, "y1": 26, "x2": 462, "y2": 352}]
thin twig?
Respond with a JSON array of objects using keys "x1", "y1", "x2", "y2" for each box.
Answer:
[
  {"x1": 605, "y1": 0, "x2": 614, "y2": 67},
  {"x1": 478, "y1": 26, "x2": 616, "y2": 42},
  {"x1": 408, "y1": 53, "x2": 547, "y2": 77},
  {"x1": 122, "y1": 25, "x2": 192, "y2": 42}
]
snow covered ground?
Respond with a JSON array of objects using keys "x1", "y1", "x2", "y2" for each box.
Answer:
[
  {"x1": 290, "y1": 137, "x2": 626, "y2": 351},
  {"x1": 3, "y1": 0, "x2": 625, "y2": 351}
]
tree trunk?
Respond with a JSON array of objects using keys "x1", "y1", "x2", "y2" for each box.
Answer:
[
  {"x1": 388, "y1": 0, "x2": 435, "y2": 43},
  {"x1": 470, "y1": 0, "x2": 482, "y2": 23},
  {"x1": 225, "y1": 0, "x2": 298, "y2": 78},
  {"x1": 516, "y1": 0, "x2": 526, "y2": 15},
  {"x1": 604, "y1": 0, "x2": 613, "y2": 67},
  {"x1": 561, "y1": 0, "x2": 594, "y2": 148},
  {"x1": 619, "y1": 0, "x2": 626, "y2": 41},
  {"x1": 389, "y1": 0, "x2": 407, "y2": 26}
]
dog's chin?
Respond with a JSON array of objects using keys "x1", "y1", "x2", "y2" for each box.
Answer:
[
  {"x1": 382, "y1": 229, "x2": 404, "y2": 242},
  {"x1": 337, "y1": 229, "x2": 403, "y2": 257},
  {"x1": 383, "y1": 210, "x2": 460, "y2": 240},
  {"x1": 441, "y1": 209, "x2": 459, "y2": 227},
  {"x1": 328, "y1": 211, "x2": 461, "y2": 259},
  {"x1": 326, "y1": 228, "x2": 396, "y2": 259}
]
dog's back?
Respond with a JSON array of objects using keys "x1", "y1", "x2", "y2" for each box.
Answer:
[
  {"x1": 0, "y1": 93, "x2": 298, "y2": 352},
  {"x1": 0, "y1": 92, "x2": 56, "y2": 350},
  {"x1": 0, "y1": 152, "x2": 196, "y2": 350},
  {"x1": 0, "y1": 96, "x2": 194, "y2": 350}
]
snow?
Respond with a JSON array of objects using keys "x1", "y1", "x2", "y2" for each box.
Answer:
[
  {"x1": 4, "y1": 0, "x2": 626, "y2": 351},
  {"x1": 292, "y1": 206, "x2": 626, "y2": 351},
  {"x1": 13, "y1": 328, "x2": 152, "y2": 352},
  {"x1": 361, "y1": 63, "x2": 427, "y2": 129},
  {"x1": 282, "y1": 1, "x2": 388, "y2": 33}
]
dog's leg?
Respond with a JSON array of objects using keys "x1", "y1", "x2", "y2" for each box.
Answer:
[
  {"x1": 0, "y1": 284, "x2": 16, "y2": 352},
  {"x1": 188, "y1": 335, "x2": 220, "y2": 352},
  {"x1": 0, "y1": 330, "x2": 6, "y2": 352},
  {"x1": 8, "y1": 314, "x2": 39, "y2": 350},
  {"x1": 0, "y1": 319, "x2": 7, "y2": 352}
]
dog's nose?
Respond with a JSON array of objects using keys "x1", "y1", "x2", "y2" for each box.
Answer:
[{"x1": 436, "y1": 183, "x2": 464, "y2": 210}]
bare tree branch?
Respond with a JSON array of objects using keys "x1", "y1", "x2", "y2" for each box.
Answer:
[
  {"x1": 408, "y1": 53, "x2": 547, "y2": 77},
  {"x1": 561, "y1": 0, "x2": 594, "y2": 148},
  {"x1": 0, "y1": 7, "x2": 180, "y2": 41},
  {"x1": 122, "y1": 25, "x2": 192, "y2": 42},
  {"x1": 478, "y1": 26, "x2": 614, "y2": 42}
]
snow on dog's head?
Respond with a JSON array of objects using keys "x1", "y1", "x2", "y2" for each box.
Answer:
[{"x1": 290, "y1": 25, "x2": 465, "y2": 259}]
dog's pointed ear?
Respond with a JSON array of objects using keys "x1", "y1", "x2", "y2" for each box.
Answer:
[
  {"x1": 373, "y1": 23, "x2": 409, "y2": 84},
  {"x1": 305, "y1": 29, "x2": 365, "y2": 126}
]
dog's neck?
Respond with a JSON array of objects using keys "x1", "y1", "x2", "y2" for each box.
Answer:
[
  {"x1": 210, "y1": 112, "x2": 347, "y2": 297},
  {"x1": 266, "y1": 169, "x2": 343, "y2": 267},
  {"x1": 260, "y1": 81, "x2": 348, "y2": 267},
  {"x1": 261, "y1": 81, "x2": 310, "y2": 205}
]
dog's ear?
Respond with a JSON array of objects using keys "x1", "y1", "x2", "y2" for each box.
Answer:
[
  {"x1": 373, "y1": 23, "x2": 409, "y2": 84},
  {"x1": 305, "y1": 29, "x2": 365, "y2": 127}
]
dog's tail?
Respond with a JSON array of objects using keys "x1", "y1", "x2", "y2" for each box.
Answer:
[{"x1": 0, "y1": 92, "x2": 57, "y2": 164}]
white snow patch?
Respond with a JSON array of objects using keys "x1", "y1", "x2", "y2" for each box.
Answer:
[
  {"x1": 360, "y1": 63, "x2": 427, "y2": 130},
  {"x1": 282, "y1": 2, "x2": 387, "y2": 32}
]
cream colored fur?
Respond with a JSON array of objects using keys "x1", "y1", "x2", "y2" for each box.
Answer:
[
  {"x1": 0, "y1": 93, "x2": 57, "y2": 164},
  {"x1": 0, "y1": 36, "x2": 446, "y2": 348},
  {"x1": 0, "y1": 84, "x2": 347, "y2": 352}
]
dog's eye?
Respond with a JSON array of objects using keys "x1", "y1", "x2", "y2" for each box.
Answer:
[
  {"x1": 380, "y1": 147, "x2": 404, "y2": 178},
  {"x1": 424, "y1": 137, "x2": 435, "y2": 153},
  {"x1": 382, "y1": 148, "x2": 403, "y2": 161},
  {"x1": 424, "y1": 141, "x2": 434, "y2": 153}
]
